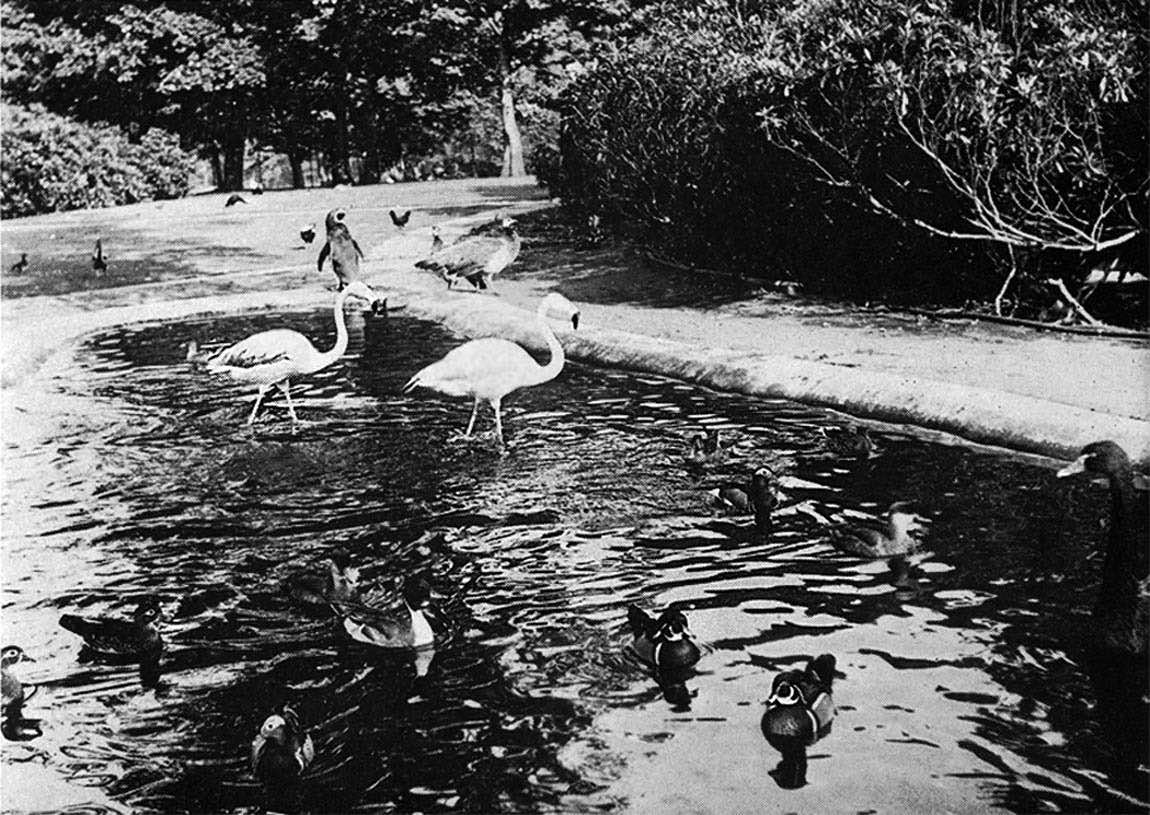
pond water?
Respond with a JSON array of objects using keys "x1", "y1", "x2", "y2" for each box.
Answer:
[{"x1": 1, "y1": 308, "x2": 1146, "y2": 813}]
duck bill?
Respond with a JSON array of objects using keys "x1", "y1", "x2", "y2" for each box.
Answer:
[{"x1": 1056, "y1": 455, "x2": 1088, "y2": 478}]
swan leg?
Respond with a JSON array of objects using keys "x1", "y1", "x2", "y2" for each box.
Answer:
[
  {"x1": 279, "y1": 381, "x2": 299, "y2": 424},
  {"x1": 247, "y1": 385, "x2": 271, "y2": 425},
  {"x1": 464, "y1": 398, "x2": 480, "y2": 437}
]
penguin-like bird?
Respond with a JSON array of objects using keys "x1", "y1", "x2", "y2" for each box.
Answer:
[
  {"x1": 225, "y1": 194, "x2": 247, "y2": 207},
  {"x1": 389, "y1": 209, "x2": 412, "y2": 228},
  {"x1": 317, "y1": 208, "x2": 365, "y2": 290},
  {"x1": 92, "y1": 239, "x2": 107, "y2": 275}
]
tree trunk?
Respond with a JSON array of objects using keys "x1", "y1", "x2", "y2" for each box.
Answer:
[
  {"x1": 222, "y1": 133, "x2": 246, "y2": 191},
  {"x1": 498, "y1": 42, "x2": 526, "y2": 177},
  {"x1": 288, "y1": 148, "x2": 306, "y2": 189},
  {"x1": 330, "y1": 100, "x2": 353, "y2": 185},
  {"x1": 208, "y1": 149, "x2": 224, "y2": 189}
]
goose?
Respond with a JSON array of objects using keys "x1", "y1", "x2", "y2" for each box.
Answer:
[
  {"x1": 91, "y1": 239, "x2": 107, "y2": 274},
  {"x1": 317, "y1": 208, "x2": 365, "y2": 290},
  {"x1": 284, "y1": 550, "x2": 360, "y2": 610},
  {"x1": 761, "y1": 654, "x2": 836, "y2": 789},
  {"x1": 2, "y1": 646, "x2": 36, "y2": 715},
  {"x1": 389, "y1": 209, "x2": 412, "y2": 228},
  {"x1": 402, "y1": 292, "x2": 580, "y2": 447},
  {"x1": 710, "y1": 467, "x2": 782, "y2": 533},
  {"x1": 627, "y1": 606, "x2": 701, "y2": 671},
  {"x1": 819, "y1": 502, "x2": 928, "y2": 558},
  {"x1": 340, "y1": 578, "x2": 435, "y2": 649},
  {"x1": 59, "y1": 598, "x2": 163, "y2": 661},
  {"x1": 9, "y1": 253, "x2": 28, "y2": 274},
  {"x1": 186, "y1": 280, "x2": 380, "y2": 426},
  {"x1": 225, "y1": 193, "x2": 247, "y2": 207},
  {"x1": 300, "y1": 223, "x2": 316, "y2": 245},
  {"x1": 821, "y1": 425, "x2": 875, "y2": 458},
  {"x1": 1058, "y1": 441, "x2": 1148, "y2": 655},
  {"x1": 251, "y1": 705, "x2": 315, "y2": 791},
  {"x1": 415, "y1": 216, "x2": 520, "y2": 291}
]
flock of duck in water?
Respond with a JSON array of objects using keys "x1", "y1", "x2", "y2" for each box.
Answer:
[{"x1": 2, "y1": 207, "x2": 1147, "y2": 809}]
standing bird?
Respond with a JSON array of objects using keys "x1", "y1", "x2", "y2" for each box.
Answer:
[
  {"x1": 316, "y1": 208, "x2": 365, "y2": 290},
  {"x1": 299, "y1": 223, "x2": 316, "y2": 245},
  {"x1": 428, "y1": 225, "x2": 445, "y2": 253},
  {"x1": 627, "y1": 606, "x2": 701, "y2": 672},
  {"x1": 402, "y1": 292, "x2": 580, "y2": 447},
  {"x1": 761, "y1": 654, "x2": 836, "y2": 789},
  {"x1": 251, "y1": 705, "x2": 315, "y2": 803},
  {"x1": 91, "y1": 239, "x2": 107, "y2": 275},
  {"x1": 186, "y1": 280, "x2": 379, "y2": 426},
  {"x1": 59, "y1": 598, "x2": 163, "y2": 661},
  {"x1": 9, "y1": 253, "x2": 28, "y2": 274},
  {"x1": 225, "y1": 193, "x2": 247, "y2": 207},
  {"x1": 2, "y1": 646, "x2": 36, "y2": 716},
  {"x1": 414, "y1": 216, "x2": 520, "y2": 291},
  {"x1": 389, "y1": 209, "x2": 412, "y2": 229}
]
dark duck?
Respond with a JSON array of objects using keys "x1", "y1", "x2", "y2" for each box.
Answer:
[
  {"x1": 627, "y1": 605, "x2": 701, "y2": 673},
  {"x1": 284, "y1": 549, "x2": 360, "y2": 610},
  {"x1": 225, "y1": 193, "x2": 247, "y2": 207},
  {"x1": 251, "y1": 704, "x2": 315, "y2": 807},
  {"x1": 389, "y1": 209, "x2": 412, "y2": 229},
  {"x1": 59, "y1": 597, "x2": 163, "y2": 662},
  {"x1": 299, "y1": 222, "x2": 316, "y2": 245},
  {"x1": 821, "y1": 424, "x2": 875, "y2": 459},
  {"x1": 761, "y1": 654, "x2": 836, "y2": 789},
  {"x1": 710, "y1": 466, "x2": 783, "y2": 534},
  {"x1": 317, "y1": 208, "x2": 365, "y2": 290},
  {"x1": 91, "y1": 239, "x2": 107, "y2": 274},
  {"x1": 9, "y1": 253, "x2": 28, "y2": 274}
]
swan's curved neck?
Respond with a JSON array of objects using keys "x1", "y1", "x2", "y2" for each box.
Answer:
[
  {"x1": 528, "y1": 304, "x2": 565, "y2": 387},
  {"x1": 1099, "y1": 466, "x2": 1143, "y2": 607}
]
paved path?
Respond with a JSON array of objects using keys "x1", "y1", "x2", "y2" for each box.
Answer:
[{"x1": 2, "y1": 178, "x2": 1147, "y2": 465}]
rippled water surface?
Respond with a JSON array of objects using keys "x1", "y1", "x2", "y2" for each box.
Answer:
[{"x1": 2, "y1": 309, "x2": 1146, "y2": 813}]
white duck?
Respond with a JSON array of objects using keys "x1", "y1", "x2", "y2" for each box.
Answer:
[
  {"x1": 187, "y1": 280, "x2": 380, "y2": 425},
  {"x1": 402, "y1": 292, "x2": 580, "y2": 446}
]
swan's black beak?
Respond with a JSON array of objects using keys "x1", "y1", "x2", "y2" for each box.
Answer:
[
  {"x1": 571, "y1": 313, "x2": 580, "y2": 331},
  {"x1": 371, "y1": 298, "x2": 388, "y2": 316}
]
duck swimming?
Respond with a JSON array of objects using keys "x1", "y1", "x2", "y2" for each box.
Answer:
[
  {"x1": 1058, "y1": 441, "x2": 1148, "y2": 656},
  {"x1": 2, "y1": 646, "x2": 35, "y2": 716},
  {"x1": 710, "y1": 466, "x2": 783, "y2": 533},
  {"x1": 761, "y1": 654, "x2": 836, "y2": 789},
  {"x1": 284, "y1": 550, "x2": 360, "y2": 610},
  {"x1": 824, "y1": 502, "x2": 928, "y2": 558},
  {"x1": 59, "y1": 598, "x2": 163, "y2": 661},
  {"x1": 822, "y1": 425, "x2": 875, "y2": 459},
  {"x1": 251, "y1": 704, "x2": 315, "y2": 794},
  {"x1": 340, "y1": 578, "x2": 435, "y2": 649},
  {"x1": 626, "y1": 605, "x2": 701, "y2": 672},
  {"x1": 685, "y1": 429, "x2": 724, "y2": 467}
]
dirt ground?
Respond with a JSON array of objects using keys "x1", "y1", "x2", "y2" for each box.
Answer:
[{"x1": 1, "y1": 178, "x2": 1146, "y2": 462}]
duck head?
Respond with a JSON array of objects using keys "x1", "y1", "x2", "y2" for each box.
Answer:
[
  {"x1": 886, "y1": 501, "x2": 929, "y2": 538},
  {"x1": 1, "y1": 645, "x2": 32, "y2": 668},
  {"x1": 500, "y1": 216, "x2": 518, "y2": 233},
  {"x1": 1058, "y1": 441, "x2": 1131, "y2": 480},
  {"x1": 133, "y1": 598, "x2": 162, "y2": 624},
  {"x1": 259, "y1": 713, "x2": 290, "y2": 744},
  {"x1": 329, "y1": 549, "x2": 360, "y2": 586}
]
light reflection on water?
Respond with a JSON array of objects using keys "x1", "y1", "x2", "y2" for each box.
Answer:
[{"x1": 1, "y1": 308, "x2": 1145, "y2": 813}]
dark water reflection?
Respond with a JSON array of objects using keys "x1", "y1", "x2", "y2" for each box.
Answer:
[{"x1": 1, "y1": 309, "x2": 1146, "y2": 813}]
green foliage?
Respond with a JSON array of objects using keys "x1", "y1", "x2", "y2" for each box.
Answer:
[
  {"x1": 1, "y1": 103, "x2": 194, "y2": 218},
  {"x1": 556, "y1": 0, "x2": 1148, "y2": 309}
]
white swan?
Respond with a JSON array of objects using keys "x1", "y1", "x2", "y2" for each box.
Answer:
[
  {"x1": 402, "y1": 292, "x2": 580, "y2": 446},
  {"x1": 187, "y1": 280, "x2": 380, "y2": 425}
]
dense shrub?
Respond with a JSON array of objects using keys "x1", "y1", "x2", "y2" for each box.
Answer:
[
  {"x1": 1, "y1": 103, "x2": 194, "y2": 218},
  {"x1": 556, "y1": 1, "x2": 1148, "y2": 311}
]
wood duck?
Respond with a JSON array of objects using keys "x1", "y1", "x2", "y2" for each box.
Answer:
[
  {"x1": 761, "y1": 654, "x2": 836, "y2": 788},
  {"x1": 59, "y1": 598, "x2": 163, "y2": 660},
  {"x1": 2, "y1": 646, "x2": 36, "y2": 715},
  {"x1": 284, "y1": 550, "x2": 360, "y2": 610},
  {"x1": 685, "y1": 429, "x2": 724, "y2": 467},
  {"x1": 1058, "y1": 441, "x2": 1148, "y2": 656},
  {"x1": 627, "y1": 605, "x2": 701, "y2": 671},
  {"x1": 711, "y1": 466, "x2": 783, "y2": 533},
  {"x1": 251, "y1": 704, "x2": 315, "y2": 789},
  {"x1": 340, "y1": 578, "x2": 435, "y2": 649},
  {"x1": 822, "y1": 425, "x2": 875, "y2": 458},
  {"x1": 827, "y1": 502, "x2": 928, "y2": 558},
  {"x1": 389, "y1": 209, "x2": 412, "y2": 228}
]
